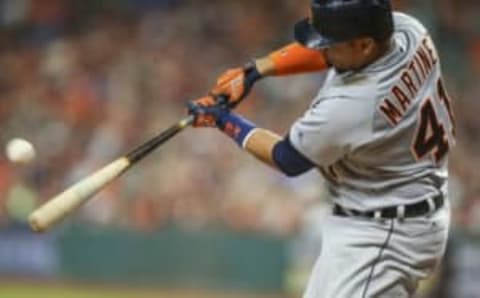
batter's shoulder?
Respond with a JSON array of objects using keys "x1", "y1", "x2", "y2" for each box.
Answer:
[
  {"x1": 311, "y1": 87, "x2": 376, "y2": 137},
  {"x1": 393, "y1": 11, "x2": 428, "y2": 35},
  {"x1": 289, "y1": 91, "x2": 376, "y2": 166}
]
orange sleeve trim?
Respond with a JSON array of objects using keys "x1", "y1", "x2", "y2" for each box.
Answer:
[{"x1": 268, "y1": 42, "x2": 329, "y2": 76}]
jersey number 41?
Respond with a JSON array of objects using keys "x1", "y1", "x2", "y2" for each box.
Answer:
[{"x1": 412, "y1": 78, "x2": 456, "y2": 164}]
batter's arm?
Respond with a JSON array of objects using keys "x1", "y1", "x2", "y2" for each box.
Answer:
[
  {"x1": 188, "y1": 99, "x2": 315, "y2": 176},
  {"x1": 256, "y1": 42, "x2": 329, "y2": 76},
  {"x1": 243, "y1": 129, "x2": 315, "y2": 176},
  {"x1": 209, "y1": 43, "x2": 329, "y2": 107},
  {"x1": 242, "y1": 128, "x2": 280, "y2": 168}
]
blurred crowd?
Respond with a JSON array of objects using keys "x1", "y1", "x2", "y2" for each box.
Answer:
[
  {"x1": 0, "y1": 0, "x2": 479, "y2": 240},
  {"x1": 0, "y1": 0, "x2": 314, "y2": 236}
]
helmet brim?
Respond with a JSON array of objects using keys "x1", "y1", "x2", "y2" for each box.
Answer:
[{"x1": 294, "y1": 18, "x2": 335, "y2": 49}]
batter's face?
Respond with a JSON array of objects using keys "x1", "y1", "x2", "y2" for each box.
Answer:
[{"x1": 324, "y1": 37, "x2": 379, "y2": 72}]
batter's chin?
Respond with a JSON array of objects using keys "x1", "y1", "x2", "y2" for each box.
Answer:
[
  {"x1": 326, "y1": 57, "x2": 349, "y2": 73},
  {"x1": 332, "y1": 65, "x2": 351, "y2": 73}
]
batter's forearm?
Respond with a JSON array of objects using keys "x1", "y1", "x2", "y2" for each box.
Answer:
[
  {"x1": 214, "y1": 112, "x2": 279, "y2": 170},
  {"x1": 254, "y1": 42, "x2": 329, "y2": 77},
  {"x1": 242, "y1": 129, "x2": 315, "y2": 176},
  {"x1": 243, "y1": 128, "x2": 282, "y2": 169},
  {"x1": 216, "y1": 113, "x2": 313, "y2": 176}
]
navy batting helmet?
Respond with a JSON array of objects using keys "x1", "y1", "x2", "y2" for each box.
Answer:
[{"x1": 295, "y1": 0, "x2": 394, "y2": 49}]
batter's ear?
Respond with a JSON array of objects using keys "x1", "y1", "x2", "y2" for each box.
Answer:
[{"x1": 357, "y1": 37, "x2": 376, "y2": 56}]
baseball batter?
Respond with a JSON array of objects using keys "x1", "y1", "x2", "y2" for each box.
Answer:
[{"x1": 188, "y1": 1, "x2": 455, "y2": 297}]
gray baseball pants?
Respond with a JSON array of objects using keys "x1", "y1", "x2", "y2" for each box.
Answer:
[{"x1": 303, "y1": 201, "x2": 450, "y2": 298}]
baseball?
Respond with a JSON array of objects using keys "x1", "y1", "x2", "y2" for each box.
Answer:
[{"x1": 5, "y1": 138, "x2": 36, "y2": 164}]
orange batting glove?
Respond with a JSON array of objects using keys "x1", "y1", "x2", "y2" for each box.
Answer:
[{"x1": 210, "y1": 62, "x2": 262, "y2": 108}]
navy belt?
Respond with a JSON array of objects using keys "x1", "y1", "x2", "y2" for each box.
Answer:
[{"x1": 333, "y1": 194, "x2": 444, "y2": 219}]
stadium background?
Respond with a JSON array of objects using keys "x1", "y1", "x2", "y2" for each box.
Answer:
[{"x1": 0, "y1": 0, "x2": 479, "y2": 297}]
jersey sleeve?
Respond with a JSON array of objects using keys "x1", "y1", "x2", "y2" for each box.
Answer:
[{"x1": 289, "y1": 95, "x2": 372, "y2": 167}]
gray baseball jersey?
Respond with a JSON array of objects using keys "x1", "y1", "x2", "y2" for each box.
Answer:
[{"x1": 290, "y1": 12, "x2": 455, "y2": 211}]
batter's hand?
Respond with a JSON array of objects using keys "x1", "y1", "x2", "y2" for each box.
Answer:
[
  {"x1": 188, "y1": 96, "x2": 258, "y2": 148},
  {"x1": 210, "y1": 62, "x2": 262, "y2": 108},
  {"x1": 187, "y1": 96, "x2": 229, "y2": 128}
]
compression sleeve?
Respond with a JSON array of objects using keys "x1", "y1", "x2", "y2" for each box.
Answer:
[
  {"x1": 272, "y1": 137, "x2": 315, "y2": 177},
  {"x1": 267, "y1": 42, "x2": 329, "y2": 76}
]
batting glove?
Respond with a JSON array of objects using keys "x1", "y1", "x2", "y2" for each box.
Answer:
[
  {"x1": 187, "y1": 96, "x2": 257, "y2": 147},
  {"x1": 209, "y1": 62, "x2": 262, "y2": 108},
  {"x1": 187, "y1": 96, "x2": 228, "y2": 127}
]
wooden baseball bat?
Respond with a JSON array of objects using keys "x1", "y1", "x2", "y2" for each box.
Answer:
[{"x1": 28, "y1": 115, "x2": 194, "y2": 233}]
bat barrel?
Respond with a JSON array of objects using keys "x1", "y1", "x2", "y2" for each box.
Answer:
[
  {"x1": 29, "y1": 158, "x2": 130, "y2": 232},
  {"x1": 28, "y1": 116, "x2": 193, "y2": 233}
]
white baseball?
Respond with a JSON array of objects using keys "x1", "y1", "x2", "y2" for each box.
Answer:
[{"x1": 5, "y1": 138, "x2": 36, "y2": 164}]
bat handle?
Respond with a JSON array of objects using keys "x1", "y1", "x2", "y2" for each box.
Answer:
[
  {"x1": 184, "y1": 114, "x2": 195, "y2": 126},
  {"x1": 126, "y1": 115, "x2": 194, "y2": 164}
]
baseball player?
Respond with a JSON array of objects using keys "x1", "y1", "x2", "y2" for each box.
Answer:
[{"x1": 188, "y1": 0, "x2": 455, "y2": 297}]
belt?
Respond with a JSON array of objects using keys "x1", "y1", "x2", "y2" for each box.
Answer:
[{"x1": 333, "y1": 194, "x2": 444, "y2": 219}]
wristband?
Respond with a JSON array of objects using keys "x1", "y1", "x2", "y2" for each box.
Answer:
[
  {"x1": 217, "y1": 112, "x2": 257, "y2": 147},
  {"x1": 243, "y1": 60, "x2": 263, "y2": 84},
  {"x1": 244, "y1": 61, "x2": 263, "y2": 83}
]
